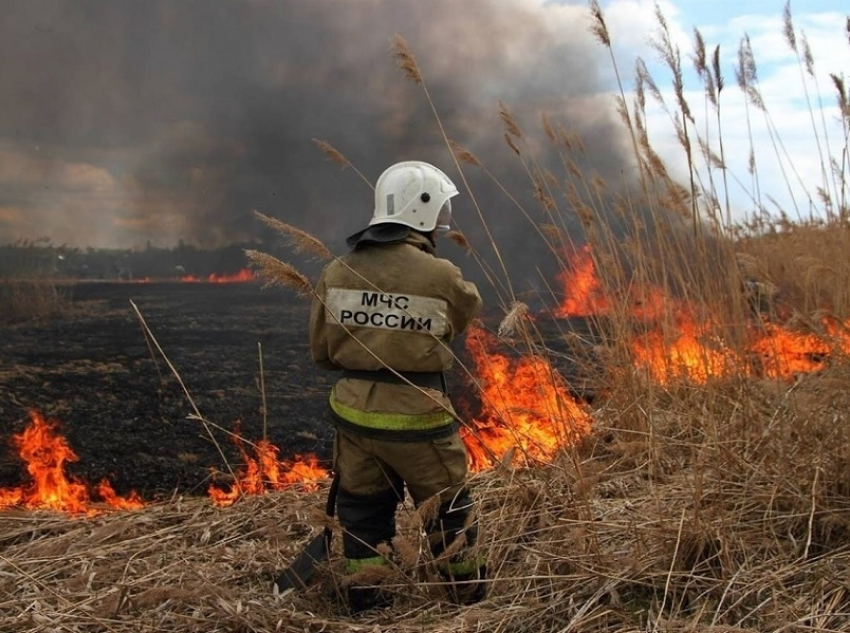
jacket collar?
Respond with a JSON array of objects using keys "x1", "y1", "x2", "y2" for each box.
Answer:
[
  {"x1": 402, "y1": 230, "x2": 436, "y2": 255},
  {"x1": 346, "y1": 223, "x2": 435, "y2": 254}
]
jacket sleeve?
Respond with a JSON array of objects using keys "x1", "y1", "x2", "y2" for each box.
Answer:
[
  {"x1": 309, "y1": 270, "x2": 339, "y2": 370},
  {"x1": 445, "y1": 263, "x2": 482, "y2": 339}
]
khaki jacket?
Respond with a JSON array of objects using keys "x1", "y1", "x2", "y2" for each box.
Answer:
[{"x1": 310, "y1": 232, "x2": 482, "y2": 420}]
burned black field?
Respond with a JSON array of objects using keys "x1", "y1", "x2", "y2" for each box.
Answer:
[
  {"x1": 0, "y1": 282, "x2": 340, "y2": 500},
  {"x1": 0, "y1": 281, "x2": 596, "y2": 504}
]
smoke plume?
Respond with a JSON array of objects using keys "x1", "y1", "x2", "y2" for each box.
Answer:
[{"x1": 0, "y1": 0, "x2": 634, "y2": 291}]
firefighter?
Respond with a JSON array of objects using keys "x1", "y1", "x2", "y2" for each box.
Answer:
[
  {"x1": 309, "y1": 161, "x2": 486, "y2": 613},
  {"x1": 742, "y1": 278, "x2": 780, "y2": 323}
]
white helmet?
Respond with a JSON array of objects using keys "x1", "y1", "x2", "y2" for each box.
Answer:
[{"x1": 370, "y1": 161, "x2": 459, "y2": 233}]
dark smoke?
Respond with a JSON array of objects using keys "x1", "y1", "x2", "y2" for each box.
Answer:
[{"x1": 0, "y1": 0, "x2": 634, "y2": 294}]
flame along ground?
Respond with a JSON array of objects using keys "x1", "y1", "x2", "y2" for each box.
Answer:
[
  {"x1": 0, "y1": 411, "x2": 143, "y2": 514},
  {"x1": 0, "y1": 412, "x2": 331, "y2": 513},
  {"x1": 556, "y1": 246, "x2": 850, "y2": 384},
  {"x1": 127, "y1": 268, "x2": 256, "y2": 284},
  {"x1": 179, "y1": 268, "x2": 255, "y2": 284},
  {"x1": 207, "y1": 434, "x2": 329, "y2": 508},
  {"x1": 5, "y1": 250, "x2": 850, "y2": 514},
  {"x1": 461, "y1": 325, "x2": 592, "y2": 471}
]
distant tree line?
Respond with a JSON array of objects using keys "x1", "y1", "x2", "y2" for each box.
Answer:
[{"x1": 0, "y1": 239, "x2": 273, "y2": 281}]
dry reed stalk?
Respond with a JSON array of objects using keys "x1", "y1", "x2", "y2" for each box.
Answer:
[
  {"x1": 253, "y1": 210, "x2": 332, "y2": 261},
  {"x1": 130, "y1": 301, "x2": 240, "y2": 487},
  {"x1": 244, "y1": 250, "x2": 313, "y2": 296},
  {"x1": 389, "y1": 34, "x2": 518, "y2": 307},
  {"x1": 392, "y1": 35, "x2": 421, "y2": 84},
  {"x1": 589, "y1": 0, "x2": 650, "y2": 198},
  {"x1": 449, "y1": 139, "x2": 481, "y2": 167},
  {"x1": 258, "y1": 342, "x2": 268, "y2": 441},
  {"x1": 311, "y1": 138, "x2": 374, "y2": 190}
]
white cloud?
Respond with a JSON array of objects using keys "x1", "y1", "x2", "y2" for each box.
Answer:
[{"x1": 596, "y1": 0, "x2": 850, "y2": 223}]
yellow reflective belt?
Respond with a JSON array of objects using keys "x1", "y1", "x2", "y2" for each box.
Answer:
[
  {"x1": 345, "y1": 556, "x2": 388, "y2": 574},
  {"x1": 330, "y1": 394, "x2": 454, "y2": 431},
  {"x1": 440, "y1": 556, "x2": 486, "y2": 577}
]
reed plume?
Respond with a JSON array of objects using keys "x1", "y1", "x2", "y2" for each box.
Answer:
[
  {"x1": 446, "y1": 230, "x2": 471, "y2": 251},
  {"x1": 253, "y1": 210, "x2": 332, "y2": 261},
  {"x1": 504, "y1": 133, "x2": 521, "y2": 156},
  {"x1": 449, "y1": 139, "x2": 481, "y2": 167},
  {"x1": 311, "y1": 138, "x2": 374, "y2": 190},
  {"x1": 499, "y1": 102, "x2": 523, "y2": 139},
  {"x1": 244, "y1": 250, "x2": 312, "y2": 296},
  {"x1": 392, "y1": 34, "x2": 422, "y2": 84},
  {"x1": 588, "y1": 0, "x2": 610, "y2": 47},
  {"x1": 312, "y1": 138, "x2": 348, "y2": 167},
  {"x1": 498, "y1": 301, "x2": 530, "y2": 338}
]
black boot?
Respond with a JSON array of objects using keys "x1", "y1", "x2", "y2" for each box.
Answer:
[
  {"x1": 348, "y1": 585, "x2": 393, "y2": 614},
  {"x1": 446, "y1": 564, "x2": 487, "y2": 605}
]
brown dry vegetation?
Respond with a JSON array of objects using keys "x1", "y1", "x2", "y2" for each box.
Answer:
[
  {"x1": 3, "y1": 3, "x2": 850, "y2": 632},
  {"x1": 3, "y1": 367, "x2": 850, "y2": 631},
  {"x1": 735, "y1": 223, "x2": 850, "y2": 316},
  {"x1": 1, "y1": 239, "x2": 69, "y2": 324},
  {"x1": 0, "y1": 280, "x2": 68, "y2": 324}
]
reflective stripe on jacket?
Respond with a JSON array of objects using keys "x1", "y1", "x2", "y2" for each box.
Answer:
[{"x1": 310, "y1": 231, "x2": 482, "y2": 431}]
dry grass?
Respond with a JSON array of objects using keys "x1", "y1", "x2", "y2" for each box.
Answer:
[
  {"x1": 252, "y1": 211, "x2": 333, "y2": 262},
  {"x1": 4, "y1": 5, "x2": 850, "y2": 633},
  {"x1": 735, "y1": 222, "x2": 850, "y2": 316},
  {"x1": 3, "y1": 364, "x2": 850, "y2": 631},
  {"x1": 0, "y1": 238, "x2": 69, "y2": 324},
  {"x1": 243, "y1": 250, "x2": 313, "y2": 296},
  {"x1": 0, "y1": 281, "x2": 68, "y2": 324}
]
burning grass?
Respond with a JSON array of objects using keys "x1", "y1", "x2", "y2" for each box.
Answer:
[
  {"x1": 3, "y1": 3, "x2": 850, "y2": 632},
  {"x1": 3, "y1": 365, "x2": 850, "y2": 631},
  {"x1": 0, "y1": 412, "x2": 143, "y2": 515}
]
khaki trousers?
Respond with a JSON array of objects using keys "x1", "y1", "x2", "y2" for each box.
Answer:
[
  {"x1": 333, "y1": 427, "x2": 468, "y2": 502},
  {"x1": 332, "y1": 426, "x2": 476, "y2": 567}
]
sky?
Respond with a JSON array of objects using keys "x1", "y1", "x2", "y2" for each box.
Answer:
[
  {"x1": 0, "y1": 0, "x2": 847, "y2": 263},
  {"x1": 599, "y1": 0, "x2": 850, "y2": 223}
]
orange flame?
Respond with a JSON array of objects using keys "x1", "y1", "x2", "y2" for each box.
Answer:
[
  {"x1": 461, "y1": 325, "x2": 593, "y2": 471},
  {"x1": 750, "y1": 319, "x2": 850, "y2": 380},
  {"x1": 555, "y1": 245, "x2": 610, "y2": 317},
  {"x1": 95, "y1": 480, "x2": 145, "y2": 510},
  {"x1": 0, "y1": 411, "x2": 143, "y2": 514},
  {"x1": 631, "y1": 316, "x2": 850, "y2": 385},
  {"x1": 631, "y1": 312, "x2": 740, "y2": 384},
  {"x1": 554, "y1": 246, "x2": 850, "y2": 385},
  {"x1": 208, "y1": 434, "x2": 329, "y2": 507},
  {"x1": 181, "y1": 268, "x2": 255, "y2": 283},
  {"x1": 555, "y1": 247, "x2": 672, "y2": 322}
]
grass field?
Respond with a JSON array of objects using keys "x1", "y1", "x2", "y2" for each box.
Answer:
[{"x1": 2, "y1": 3, "x2": 849, "y2": 631}]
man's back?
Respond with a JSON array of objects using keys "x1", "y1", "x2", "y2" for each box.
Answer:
[{"x1": 310, "y1": 231, "x2": 481, "y2": 375}]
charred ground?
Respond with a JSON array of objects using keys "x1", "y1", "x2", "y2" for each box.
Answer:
[
  {"x1": 0, "y1": 282, "x2": 506, "y2": 500},
  {"x1": 0, "y1": 282, "x2": 337, "y2": 500},
  {"x1": 0, "y1": 281, "x2": 597, "y2": 502}
]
